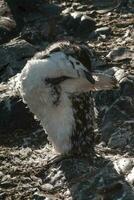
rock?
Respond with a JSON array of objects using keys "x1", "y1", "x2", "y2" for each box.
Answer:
[
  {"x1": 72, "y1": 2, "x2": 81, "y2": 10},
  {"x1": 0, "y1": 0, "x2": 20, "y2": 45},
  {"x1": 65, "y1": 13, "x2": 82, "y2": 32},
  {"x1": 108, "y1": 128, "x2": 129, "y2": 148},
  {"x1": 21, "y1": 20, "x2": 55, "y2": 44},
  {"x1": 0, "y1": 95, "x2": 43, "y2": 147},
  {"x1": 39, "y1": 3, "x2": 62, "y2": 17},
  {"x1": 120, "y1": 74, "x2": 134, "y2": 96},
  {"x1": 76, "y1": 15, "x2": 96, "y2": 37},
  {"x1": 114, "y1": 158, "x2": 134, "y2": 174},
  {"x1": 114, "y1": 69, "x2": 126, "y2": 82},
  {"x1": 76, "y1": 5, "x2": 88, "y2": 11},
  {"x1": 0, "y1": 38, "x2": 37, "y2": 81},
  {"x1": 0, "y1": 192, "x2": 7, "y2": 199},
  {"x1": 106, "y1": 47, "x2": 133, "y2": 61},
  {"x1": 101, "y1": 96, "x2": 134, "y2": 143},
  {"x1": 0, "y1": 16, "x2": 16, "y2": 45},
  {"x1": 40, "y1": 183, "x2": 54, "y2": 192},
  {"x1": 44, "y1": 195, "x2": 58, "y2": 200},
  {"x1": 113, "y1": 157, "x2": 134, "y2": 185},
  {"x1": 1, "y1": 180, "x2": 16, "y2": 188},
  {"x1": 71, "y1": 11, "x2": 83, "y2": 18},
  {"x1": 95, "y1": 26, "x2": 111, "y2": 35},
  {"x1": 104, "y1": 67, "x2": 119, "y2": 76},
  {"x1": 62, "y1": 12, "x2": 96, "y2": 37},
  {"x1": 62, "y1": 7, "x2": 73, "y2": 15},
  {"x1": 0, "y1": 171, "x2": 4, "y2": 178},
  {"x1": 131, "y1": 58, "x2": 134, "y2": 68},
  {"x1": 0, "y1": 0, "x2": 40, "y2": 45},
  {"x1": 33, "y1": 192, "x2": 46, "y2": 200},
  {"x1": 126, "y1": 167, "x2": 134, "y2": 184}
]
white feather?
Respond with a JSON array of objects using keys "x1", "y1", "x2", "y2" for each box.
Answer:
[
  {"x1": 19, "y1": 51, "x2": 116, "y2": 154},
  {"x1": 19, "y1": 52, "x2": 93, "y2": 153}
]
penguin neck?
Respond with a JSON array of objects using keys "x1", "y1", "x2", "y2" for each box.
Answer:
[{"x1": 70, "y1": 92, "x2": 95, "y2": 156}]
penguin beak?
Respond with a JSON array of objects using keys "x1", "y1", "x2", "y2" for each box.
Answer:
[{"x1": 90, "y1": 71, "x2": 118, "y2": 91}]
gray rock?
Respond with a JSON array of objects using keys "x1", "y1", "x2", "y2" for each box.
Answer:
[
  {"x1": 0, "y1": 38, "x2": 37, "y2": 81},
  {"x1": 108, "y1": 128, "x2": 129, "y2": 148},
  {"x1": 106, "y1": 47, "x2": 133, "y2": 61},
  {"x1": 101, "y1": 96, "x2": 134, "y2": 143},
  {"x1": 40, "y1": 183, "x2": 54, "y2": 192},
  {"x1": 95, "y1": 26, "x2": 111, "y2": 35}
]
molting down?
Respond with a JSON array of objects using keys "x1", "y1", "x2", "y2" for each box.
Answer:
[{"x1": 19, "y1": 41, "x2": 117, "y2": 155}]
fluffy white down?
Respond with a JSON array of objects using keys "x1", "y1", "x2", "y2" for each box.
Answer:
[
  {"x1": 19, "y1": 52, "x2": 90, "y2": 153},
  {"x1": 19, "y1": 52, "x2": 116, "y2": 153}
]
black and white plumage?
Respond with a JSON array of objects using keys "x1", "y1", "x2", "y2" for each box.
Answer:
[{"x1": 11, "y1": 41, "x2": 116, "y2": 155}]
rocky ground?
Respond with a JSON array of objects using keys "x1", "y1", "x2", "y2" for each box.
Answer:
[{"x1": 0, "y1": 0, "x2": 134, "y2": 199}]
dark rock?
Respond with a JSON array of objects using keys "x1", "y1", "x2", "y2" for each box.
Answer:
[
  {"x1": 0, "y1": 192, "x2": 7, "y2": 199},
  {"x1": 108, "y1": 128, "x2": 129, "y2": 148},
  {"x1": 63, "y1": 12, "x2": 82, "y2": 32},
  {"x1": 21, "y1": 22, "x2": 54, "y2": 44},
  {"x1": 71, "y1": 2, "x2": 81, "y2": 10},
  {"x1": 62, "y1": 12, "x2": 96, "y2": 37},
  {"x1": 120, "y1": 75, "x2": 134, "y2": 96},
  {"x1": 0, "y1": 0, "x2": 61, "y2": 45},
  {"x1": 101, "y1": 96, "x2": 134, "y2": 143},
  {"x1": 0, "y1": 0, "x2": 19, "y2": 45},
  {"x1": 0, "y1": 39, "x2": 37, "y2": 81},
  {"x1": 0, "y1": 16, "x2": 16, "y2": 45},
  {"x1": 76, "y1": 15, "x2": 96, "y2": 37},
  {"x1": 0, "y1": 95, "x2": 41, "y2": 145},
  {"x1": 39, "y1": 3, "x2": 62, "y2": 17}
]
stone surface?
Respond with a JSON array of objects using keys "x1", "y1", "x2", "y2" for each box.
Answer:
[
  {"x1": 0, "y1": 0, "x2": 134, "y2": 199},
  {"x1": 106, "y1": 47, "x2": 133, "y2": 61},
  {"x1": 62, "y1": 12, "x2": 96, "y2": 37},
  {"x1": 95, "y1": 26, "x2": 111, "y2": 35},
  {"x1": 0, "y1": 38, "x2": 38, "y2": 81}
]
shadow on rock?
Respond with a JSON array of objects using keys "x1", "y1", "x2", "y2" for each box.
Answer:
[
  {"x1": 37, "y1": 154, "x2": 134, "y2": 200},
  {"x1": 0, "y1": 96, "x2": 48, "y2": 148}
]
